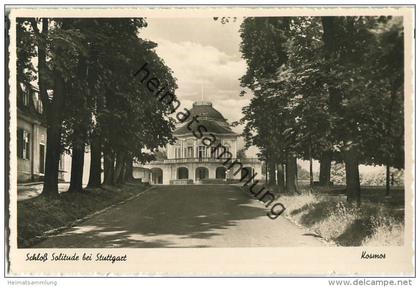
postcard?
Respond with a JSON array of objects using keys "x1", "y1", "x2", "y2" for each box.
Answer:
[{"x1": 6, "y1": 5, "x2": 415, "y2": 276}]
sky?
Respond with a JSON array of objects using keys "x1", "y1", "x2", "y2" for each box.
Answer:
[{"x1": 140, "y1": 18, "x2": 249, "y2": 131}]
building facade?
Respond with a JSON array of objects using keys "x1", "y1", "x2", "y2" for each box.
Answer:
[
  {"x1": 134, "y1": 101, "x2": 262, "y2": 184},
  {"x1": 17, "y1": 84, "x2": 66, "y2": 183}
]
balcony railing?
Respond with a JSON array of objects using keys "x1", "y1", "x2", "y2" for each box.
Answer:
[{"x1": 162, "y1": 157, "x2": 261, "y2": 164}]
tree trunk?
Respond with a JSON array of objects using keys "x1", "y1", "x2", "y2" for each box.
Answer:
[
  {"x1": 119, "y1": 162, "x2": 127, "y2": 184},
  {"x1": 113, "y1": 152, "x2": 125, "y2": 184},
  {"x1": 42, "y1": 75, "x2": 66, "y2": 197},
  {"x1": 87, "y1": 131, "x2": 102, "y2": 188},
  {"x1": 34, "y1": 18, "x2": 61, "y2": 197},
  {"x1": 322, "y1": 17, "x2": 342, "y2": 110},
  {"x1": 319, "y1": 151, "x2": 332, "y2": 186},
  {"x1": 385, "y1": 164, "x2": 391, "y2": 196},
  {"x1": 68, "y1": 144, "x2": 85, "y2": 192},
  {"x1": 103, "y1": 149, "x2": 115, "y2": 185},
  {"x1": 385, "y1": 87, "x2": 397, "y2": 197},
  {"x1": 268, "y1": 159, "x2": 276, "y2": 186},
  {"x1": 124, "y1": 158, "x2": 134, "y2": 182},
  {"x1": 264, "y1": 162, "x2": 268, "y2": 184},
  {"x1": 286, "y1": 155, "x2": 299, "y2": 194},
  {"x1": 42, "y1": 126, "x2": 61, "y2": 196},
  {"x1": 276, "y1": 163, "x2": 285, "y2": 193},
  {"x1": 37, "y1": 18, "x2": 49, "y2": 110},
  {"x1": 309, "y1": 141, "x2": 314, "y2": 188},
  {"x1": 344, "y1": 148, "x2": 361, "y2": 206},
  {"x1": 309, "y1": 157, "x2": 314, "y2": 187}
]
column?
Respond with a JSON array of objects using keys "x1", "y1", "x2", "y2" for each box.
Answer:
[{"x1": 180, "y1": 140, "x2": 184, "y2": 159}]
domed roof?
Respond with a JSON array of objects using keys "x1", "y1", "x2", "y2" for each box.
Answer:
[
  {"x1": 189, "y1": 101, "x2": 226, "y2": 121},
  {"x1": 174, "y1": 101, "x2": 237, "y2": 136}
]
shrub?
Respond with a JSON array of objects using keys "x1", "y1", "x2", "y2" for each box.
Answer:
[
  {"x1": 282, "y1": 193, "x2": 404, "y2": 246},
  {"x1": 362, "y1": 216, "x2": 404, "y2": 246},
  {"x1": 312, "y1": 202, "x2": 360, "y2": 242}
]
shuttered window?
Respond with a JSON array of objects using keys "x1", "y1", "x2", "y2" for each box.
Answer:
[{"x1": 17, "y1": 129, "x2": 30, "y2": 159}]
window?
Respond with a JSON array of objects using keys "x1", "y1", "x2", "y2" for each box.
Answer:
[
  {"x1": 206, "y1": 147, "x2": 211, "y2": 158},
  {"x1": 23, "y1": 93, "x2": 30, "y2": 106},
  {"x1": 211, "y1": 146, "x2": 218, "y2": 158},
  {"x1": 174, "y1": 147, "x2": 182, "y2": 159},
  {"x1": 214, "y1": 144, "x2": 230, "y2": 159},
  {"x1": 198, "y1": 146, "x2": 206, "y2": 159},
  {"x1": 224, "y1": 144, "x2": 230, "y2": 158},
  {"x1": 187, "y1": 146, "x2": 193, "y2": 158},
  {"x1": 19, "y1": 83, "x2": 29, "y2": 107},
  {"x1": 33, "y1": 91, "x2": 43, "y2": 114},
  {"x1": 17, "y1": 130, "x2": 23, "y2": 158},
  {"x1": 59, "y1": 154, "x2": 65, "y2": 171},
  {"x1": 17, "y1": 129, "x2": 30, "y2": 159},
  {"x1": 39, "y1": 144, "x2": 45, "y2": 174},
  {"x1": 196, "y1": 167, "x2": 209, "y2": 180}
]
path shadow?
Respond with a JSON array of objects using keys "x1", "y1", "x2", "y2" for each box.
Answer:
[
  {"x1": 302, "y1": 233, "x2": 323, "y2": 239},
  {"x1": 33, "y1": 185, "x2": 268, "y2": 248}
]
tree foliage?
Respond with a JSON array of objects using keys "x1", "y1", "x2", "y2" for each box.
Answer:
[
  {"x1": 238, "y1": 16, "x2": 404, "y2": 200},
  {"x1": 16, "y1": 18, "x2": 177, "y2": 194}
]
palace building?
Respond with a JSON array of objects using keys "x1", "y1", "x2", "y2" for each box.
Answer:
[{"x1": 134, "y1": 101, "x2": 263, "y2": 184}]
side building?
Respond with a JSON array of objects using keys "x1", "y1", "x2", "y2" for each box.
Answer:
[
  {"x1": 134, "y1": 101, "x2": 263, "y2": 184},
  {"x1": 17, "y1": 84, "x2": 66, "y2": 183}
]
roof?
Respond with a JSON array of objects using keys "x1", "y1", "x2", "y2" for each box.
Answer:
[
  {"x1": 188, "y1": 101, "x2": 226, "y2": 121},
  {"x1": 174, "y1": 101, "x2": 237, "y2": 136}
]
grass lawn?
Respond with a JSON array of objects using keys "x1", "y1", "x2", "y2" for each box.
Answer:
[
  {"x1": 243, "y1": 184, "x2": 404, "y2": 246},
  {"x1": 17, "y1": 182, "x2": 149, "y2": 247}
]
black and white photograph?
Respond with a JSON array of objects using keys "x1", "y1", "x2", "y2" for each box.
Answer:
[{"x1": 5, "y1": 4, "x2": 415, "y2": 278}]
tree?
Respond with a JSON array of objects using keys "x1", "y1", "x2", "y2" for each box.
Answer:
[
  {"x1": 18, "y1": 18, "x2": 90, "y2": 196},
  {"x1": 237, "y1": 148, "x2": 247, "y2": 159},
  {"x1": 30, "y1": 19, "x2": 73, "y2": 196},
  {"x1": 17, "y1": 18, "x2": 177, "y2": 195},
  {"x1": 16, "y1": 19, "x2": 37, "y2": 97},
  {"x1": 367, "y1": 18, "x2": 404, "y2": 195},
  {"x1": 94, "y1": 19, "x2": 176, "y2": 186},
  {"x1": 237, "y1": 17, "x2": 297, "y2": 192},
  {"x1": 237, "y1": 16, "x2": 404, "y2": 203},
  {"x1": 319, "y1": 16, "x2": 403, "y2": 204}
]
